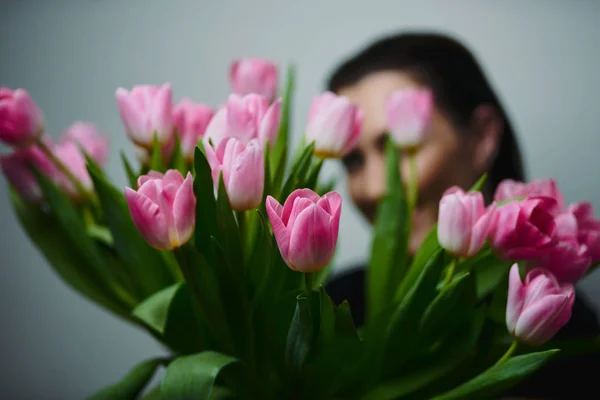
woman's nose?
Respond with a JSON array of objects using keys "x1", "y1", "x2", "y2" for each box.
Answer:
[{"x1": 362, "y1": 156, "x2": 387, "y2": 204}]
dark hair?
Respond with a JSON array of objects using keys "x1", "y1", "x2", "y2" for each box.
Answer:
[{"x1": 327, "y1": 31, "x2": 526, "y2": 194}]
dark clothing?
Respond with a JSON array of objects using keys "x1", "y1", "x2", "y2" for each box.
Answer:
[{"x1": 325, "y1": 265, "x2": 600, "y2": 399}]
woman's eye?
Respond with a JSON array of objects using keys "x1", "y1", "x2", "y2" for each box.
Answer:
[{"x1": 342, "y1": 150, "x2": 364, "y2": 173}]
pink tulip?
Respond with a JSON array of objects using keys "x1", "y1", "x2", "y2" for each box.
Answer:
[
  {"x1": 487, "y1": 197, "x2": 557, "y2": 260},
  {"x1": 494, "y1": 178, "x2": 564, "y2": 216},
  {"x1": 0, "y1": 87, "x2": 45, "y2": 147},
  {"x1": 115, "y1": 83, "x2": 173, "y2": 148},
  {"x1": 204, "y1": 94, "x2": 281, "y2": 149},
  {"x1": 506, "y1": 264, "x2": 574, "y2": 345},
  {"x1": 125, "y1": 170, "x2": 195, "y2": 250},
  {"x1": 230, "y1": 58, "x2": 278, "y2": 103},
  {"x1": 305, "y1": 92, "x2": 363, "y2": 158},
  {"x1": 0, "y1": 145, "x2": 57, "y2": 202},
  {"x1": 52, "y1": 140, "x2": 94, "y2": 199},
  {"x1": 565, "y1": 202, "x2": 600, "y2": 262},
  {"x1": 204, "y1": 137, "x2": 264, "y2": 211},
  {"x1": 533, "y1": 240, "x2": 591, "y2": 284},
  {"x1": 437, "y1": 187, "x2": 493, "y2": 257},
  {"x1": 266, "y1": 189, "x2": 341, "y2": 272},
  {"x1": 60, "y1": 121, "x2": 109, "y2": 166},
  {"x1": 385, "y1": 88, "x2": 433, "y2": 150},
  {"x1": 173, "y1": 98, "x2": 215, "y2": 162}
]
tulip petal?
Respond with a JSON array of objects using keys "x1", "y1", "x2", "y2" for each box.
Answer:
[
  {"x1": 437, "y1": 193, "x2": 469, "y2": 254},
  {"x1": 281, "y1": 188, "x2": 321, "y2": 225},
  {"x1": 125, "y1": 188, "x2": 171, "y2": 250},
  {"x1": 172, "y1": 172, "x2": 196, "y2": 246},
  {"x1": 506, "y1": 264, "x2": 525, "y2": 334},
  {"x1": 266, "y1": 195, "x2": 290, "y2": 264},
  {"x1": 514, "y1": 292, "x2": 573, "y2": 345},
  {"x1": 226, "y1": 141, "x2": 264, "y2": 211},
  {"x1": 467, "y1": 205, "x2": 493, "y2": 255},
  {"x1": 288, "y1": 204, "x2": 336, "y2": 272},
  {"x1": 227, "y1": 94, "x2": 257, "y2": 143},
  {"x1": 258, "y1": 98, "x2": 282, "y2": 148},
  {"x1": 324, "y1": 191, "x2": 343, "y2": 241}
]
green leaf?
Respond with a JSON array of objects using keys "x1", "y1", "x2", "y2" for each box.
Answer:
[
  {"x1": 269, "y1": 64, "x2": 295, "y2": 192},
  {"x1": 466, "y1": 249, "x2": 512, "y2": 300},
  {"x1": 150, "y1": 133, "x2": 164, "y2": 172},
  {"x1": 246, "y1": 210, "x2": 273, "y2": 296},
  {"x1": 170, "y1": 133, "x2": 187, "y2": 174},
  {"x1": 367, "y1": 139, "x2": 408, "y2": 321},
  {"x1": 334, "y1": 300, "x2": 359, "y2": 338},
  {"x1": 431, "y1": 350, "x2": 560, "y2": 399},
  {"x1": 173, "y1": 245, "x2": 232, "y2": 354},
  {"x1": 216, "y1": 174, "x2": 244, "y2": 274},
  {"x1": 132, "y1": 282, "x2": 206, "y2": 353},
  {"x1": 394, "y1": 225, "x2": 440, "y2": 302},
  {"x1": 132, "y1": 283, "x2": 181, "y2": 334},
  {"x1": 88, "y1": 166, "x2": 175, "y2": 297},
  {"x1": 315, "y1": 176, "x2": 337, "y2": 196},
  {"x1": 304, "y1": 158, "x2": 324, "y2": 191},
  {"x1": 34, "y1": 171, "x2": 134, "y2": 313},
  {"x1": 419, "y1": 272, "x2": 476, "y2": 343},
  {"x1": 279, "y1": 142, "x2": 315, "y2": 201},
  {"x1": 379, "y1": 249, "x2": 446, "y2": 376},
  {"x1": 361, "y1": 308, "x2": 486, "y2": 400},
  {"x1": 469, "y1": 173, "x2": 488, "y2": 192},
  {"x1": 211, "y1": 237, "x2": 252, "y2": 359},
  {"x1": 88, "y1": 358, "x2": 165, "y2": 400},
  {"x1": 262, "y1": 143, "x2": 272, "y2": 203},
  {"x1": 318, "y1": 286, "x2": 336, "y2": 346},
  {"x1": 10, "y1": 190, "x2": 125, "y2": 316},
  {"x1": 161, "y1": 352, "x2": 237, "y2": 400},
  {"x1": 285, "y1": 294, "x2": 314, "y2": 372},
  {"x1": 193, "y1": 147, "x2": 219, "y2": 264}
]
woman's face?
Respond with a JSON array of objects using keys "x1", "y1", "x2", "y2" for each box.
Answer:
[{"x1": 338, "y1": 70, "x2": 491, "y2": 256}]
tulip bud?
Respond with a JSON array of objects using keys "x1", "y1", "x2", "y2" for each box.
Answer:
[
  {"x1": 60, "y1": 121, "x2": 109, "y2": 166},
  {"x1": 487, "y1": 197, "x2": 557, "y2": 260},
  {"x1": 115, "y1": 83, "x2": 173, "y2": 148},
  {"x1": 437, "y1": 187, "x2": 492, "y2": 257},
  {"x1": 494, "y1": 178, "x2": 564, "y2": 216},
  {"x1": 173, "y1": 98, "x2": 215, "y2": 162},
  {"x1": 204, "y1": 137, "x2": 264, "y2": 211},
  {"x1": 266, "y1": 189, "x2": 341, "y2": 272},
  {"x1": 305, "y1": 92, "x2": 363, "y2": 158},
  {"x1": 0, "y1": 87, "x2": 45, "y2": 148},
  {"x1": 52, "y1": 140, "x2": 96, "y2": 200},
  {"x1": 506, "y1": 264, "x2": 574, "y2": 345},
  {"x1": 204, "y1": 94, "x2": 281, "y2": 149},
  {"x1": 385, "y1": 88, "x2": 433, "y2": 150},
  {"x1": 230, "y1": 58, "x2": 278, "y2": 103},
  {"x1": 0, "y1": 145, "x2": 57, "y2": 203},
  {"x1": 125, "y1": 170, "x2": 195, "y2": 250}
]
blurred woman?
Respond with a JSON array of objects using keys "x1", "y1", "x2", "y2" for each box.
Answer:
[{"x1": 324, "y1": 31, "x2": 599, "y2": 399}]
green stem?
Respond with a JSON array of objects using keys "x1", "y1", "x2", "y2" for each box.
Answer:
[
  {"x1": 173, "y1": 247, "x2": 217, "y2": 344},
  {"x1": 496, "y1": 340, "x2": 519, "y2": 366},
  {"x1": 236, "y1": 210, "x2": 246, "y2": 248},
  {"x1": 443, "y1": 257, "x2": 458, "y2": 286},
  {"x1": 407, "y1": 152, "x2": 418, "y2": 212},
  {"x1": 305, "y1": 272, "x2": 313, "y2": 296},
  {"x1": 37, "y1": 138, "x2": 98, "y2": 205}
]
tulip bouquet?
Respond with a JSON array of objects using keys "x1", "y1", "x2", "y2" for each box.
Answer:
[{"x1": 2, "y1": 60, "x2": 600, "y2": 400}]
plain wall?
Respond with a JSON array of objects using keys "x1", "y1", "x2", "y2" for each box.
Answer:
[{"x1": 1, "y1": 0, "x2": 599, "y2": 398}]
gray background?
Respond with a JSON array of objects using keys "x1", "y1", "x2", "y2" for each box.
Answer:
[{"x1": 1, "y1": 0, "x2": 599, "y2": 398}]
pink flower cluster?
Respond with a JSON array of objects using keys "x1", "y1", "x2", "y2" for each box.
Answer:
[
  {"x1": 437, "y1": 178, "x2": 600, "y2": 345},
  {"x1": 0, "y1": 87, "x2": 109, "y2": 203}
]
